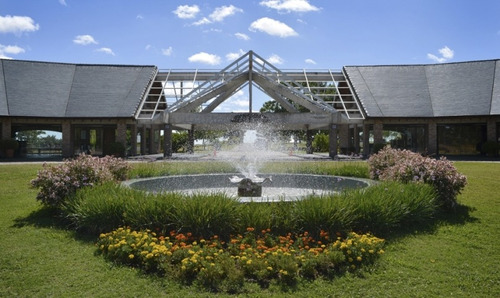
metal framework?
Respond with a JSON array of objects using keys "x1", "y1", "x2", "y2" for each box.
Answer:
[{"x1": 135, "y1": 51, "x2": 364, "y2": 124}]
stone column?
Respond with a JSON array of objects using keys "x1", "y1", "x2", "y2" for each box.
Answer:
[
  {"x1": 130, "y1": 124, "x2": 137, "y2": 156},
  {"x1": 339, "y1": 124, "x2": 349, "y2": 154},
  {"x1": 306, "y1": 129, "x2": 313, "y2": 154},
  {"x1": 187, "y1": 128, "x2": 195, "y2": 154},
  {"x1": 373, "y1": 122, "x2": 383, "y2": 145},
  {"x1": 363, "y1": 124, "x2": 370, "y2": 155},
  {"x1": 61, "y1": 121, "x2": 72, "y2": 157},
  {"x1": 140, "y1": 126, "x2": 147, "y2": 155},
  {"x1": 427, "y1": 121, "x2": 437, "y2": 156},
  {"x1": 163, "y1": 124, "x2": 172, "y2": 158},
  {"x1": 353, "y1": 125, "x2": 360, "y2": 154},
  {"x1": 329, "y1": 124, "x2": 337, "y2": 159},
  {"x1": 116, "y1": 121, "x2": 127, "y2": 148},
  {"x1": 487, "y1": 118, "x2": 497, "y2": 142},
  {"x1": 1, "y1": 118, "x2": 11, "y2": 140},
  {"x1": 149, "y1": 127, "x2": 157, "y2": 154}
]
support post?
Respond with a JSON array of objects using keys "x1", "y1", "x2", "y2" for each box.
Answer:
[
  {"x1": 373, "y1": 122, "x2": 383, "y2": 145},
  {"x1": 62, "y1": 121, "x2": 72, "y2": 157},
  {"x1": 1, "y1": 119, "x2": 11, "y2": 140},
  {"x1": 329, "y1": 124, "x2": 337, "y2": 159},
  {"x1": 149, "y1": 127, "x2": 157, "y2": 154},
  {"x1": 140, "y1": 126, "x2": 147, "y2": 155},
  {"x1": 306, "y1": 129, "x2": 313, "y2": 154},
  {"x1": 187, "y1": 127, "x2": 195, "y2": 154},
  {"x1": 130, "y1": 125, "x2": 137, "y2": 156},
  {"x1": 163, "y1": 124, "x2": 172, "y2": 158},
  {"x1": 363, "y1": 124, "x2": 370, "y2": 156},
  {"x1": 427, "y1": 121, "x2": 437, "y2": 156},
  {"x1": 353, "y1": 125, "x2": 360, "y2": 154},
  {"x1": 339, "y1": 124, "x2": 349, "y2": 154},
  {"x1": 117, "y1": 121, "x2": 127, "y2": 149}
]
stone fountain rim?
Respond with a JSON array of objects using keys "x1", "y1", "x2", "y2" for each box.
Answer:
[{"x1": 122, "y1": 173, "x2": 375, "y2": 189}]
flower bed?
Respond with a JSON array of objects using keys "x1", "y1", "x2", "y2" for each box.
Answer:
[{"x1": 97, "y1": 227, "x2": 384, "y2": 293}]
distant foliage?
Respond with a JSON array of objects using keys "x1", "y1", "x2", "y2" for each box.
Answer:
[
  {"x1": 368, "y1": 146, "x2": 467, "y2": 210},
  {"x1": 31, "y1": 154, "x2": 129, "y2": 208}
]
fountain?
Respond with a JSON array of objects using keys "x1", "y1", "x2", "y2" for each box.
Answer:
[{"x1": 124, "y1": 122, "x2": 373, "y2": 202}]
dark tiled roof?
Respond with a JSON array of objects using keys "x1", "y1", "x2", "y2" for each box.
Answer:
[
  {"x1": 344, "y1": 60, "x2": 500, "y2": 117},
  {"x1": 0, "y1": 59, "x2": 157, "y2": 118}
]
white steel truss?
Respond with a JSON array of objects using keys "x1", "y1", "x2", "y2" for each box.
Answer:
[{"x1": 135, "y1": 51, "x2": 365, "y2": 122}]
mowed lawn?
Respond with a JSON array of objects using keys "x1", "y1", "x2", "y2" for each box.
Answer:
[{"x1": 0, "y1": 162, "x2": 499, "y2": 297}]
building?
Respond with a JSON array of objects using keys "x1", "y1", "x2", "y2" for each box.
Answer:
[{"x1": 1, "y1": 51, "x2": 499, "y2": 158}]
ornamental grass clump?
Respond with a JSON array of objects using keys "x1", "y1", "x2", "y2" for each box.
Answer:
[
  {"x1": 368, "y1": 146, "x2": 467, "y2": 210},
  {"x1": 96, "y1": 227, "x2": 385, "y2": 293},
  {"x1": 31, "y1": 154, "x2": 129, "y2": 208}
]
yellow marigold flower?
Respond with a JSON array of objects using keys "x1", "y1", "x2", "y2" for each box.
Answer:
[
  {"x1": 99, "y1": 233, "x2": 106, "y2": 238},
  {"x1": 146, "y1": 253, "x2": 154, "y2": 259},
  {"x1": 210, "y1": 263, "x2": 215, "y2": 266},
  {"x1": 369, "y1": 249, "x2": 374, "y2": 254},
  {"x1": 348, "y1": 257, "x2": 353, "y2": 262},
  {"x1": 129, "y1": 254, "x2": 135, "y2": 259},
  {"x1": 181, "y1": 265, "x2": 186, "y2": 271},
  {"x1": 357, "y1": 256, "x2": 362, "y2": 262},
  {"x1": 267, "y1": 266, "x2": 273, "y2": 271},
  {"x1": 378, "y1": 249, "x2": 385, "y2": 254},
  {"x1": 246, "y1": 260, "x2": 252, "y2": 265}
]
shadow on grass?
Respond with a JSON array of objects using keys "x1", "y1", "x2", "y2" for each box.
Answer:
[
  {"x1": 380, "y1": 203, "x2": 479, "y2": 241},
  {"x1": 12, "y1": 207, "x2": 96, "y2": 243}
]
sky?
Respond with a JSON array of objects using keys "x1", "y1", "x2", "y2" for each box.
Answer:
[{"x1": 1, "y1": 0, "x2": 500, "y2": 114}]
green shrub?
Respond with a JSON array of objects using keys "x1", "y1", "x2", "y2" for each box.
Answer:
[
  {"x1": 172, "y1": 193, "x2": 240, "y2": 239},
  {"x1": 312, "y1": 132, "x2": 329, "y2": 152}
]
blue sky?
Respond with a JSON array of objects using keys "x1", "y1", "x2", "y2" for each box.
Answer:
[{"x1": 1, "y1": 0, "x2": 499, "y2": 69}]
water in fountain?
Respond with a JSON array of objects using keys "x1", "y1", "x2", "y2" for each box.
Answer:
[{"x1": 125, "y1": 121, "x2": 372, "y2": 202}]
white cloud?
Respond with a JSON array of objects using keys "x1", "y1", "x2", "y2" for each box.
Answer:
[
  {"x1": 145, "y1": 44, "x2": 152, "y2": 50},
  {"x1": 193, "y1": 5, "x2": 243, "y2": 26},
  {"x1": 235, "y1": 32, "x2": 250, "y2": 40},
  {"x1": 209, "y1": 5, "x2": 243, "y2": 22},
  {"x1": 96, "y1": 47, "x2": 115, "y2": 55},
  {"x1": 0, "y1": 15, "x2": 40, "y2": 34},
  {"x1": 260, "y1": 0, "x2": 320, "y2": 13},
  {"x1": 173, "y1": 5, "x2": 200, "y2": 19},
  {"x1": 193, "y1": 17, "x2": 211, "y2": 26},
  {"x1": 59, "y1": 0, "x2": 67, "y2": 6},
  {"x1": 305, "y1": 58, "x2": 316, "y2": 65},
  {"x1": 226, "y1": 49, "x2": 246, "y2": 61},
  {"x1": 161, "y1": 46, "x2": 173, "y2": 56},
  {"x1": 249, "y1": 17, "x2": 298, "y2": 38},
  {"x1": 427, "y1": 46, "x2": 454, "y2": 63},
  {"x1": 0, "y1": 44, "x2": 25, "y2": 59},
  {"x1": 136, "y1": 14, "x2": 143, "y2": 20},
  {"x1": 267, "y1": 54, "x2": 284, "y2": 65},
  {"x1": 73, "y1": 35, "x2": 98, "y2": 45},
  {"x1": 188, "y1": 52, "x2": 221, "y2": 65}
]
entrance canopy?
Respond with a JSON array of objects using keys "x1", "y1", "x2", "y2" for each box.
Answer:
[{"x1": 136, "y1": 51, "x2": 364, "y2": 131}]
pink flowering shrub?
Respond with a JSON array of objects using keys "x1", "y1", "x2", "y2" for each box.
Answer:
[
  {"x1": 368, "y1": 146, "x2": 467, "y2": 209},
  {"x1": 31, "y1": 154, "x2": 129, "y2": 208}
]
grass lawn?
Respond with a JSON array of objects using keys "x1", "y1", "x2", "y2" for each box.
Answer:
[{"x1": 0, "y1": 161, "x2": 499, "y2": 297}]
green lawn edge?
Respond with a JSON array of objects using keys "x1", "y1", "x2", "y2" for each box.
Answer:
[{"x1": 1, "y1": 162, "x2": 499, "y2": 297}]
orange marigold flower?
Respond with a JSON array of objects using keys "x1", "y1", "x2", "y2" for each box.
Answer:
[{"x1": 246, "y1": 227, "x2": 255, "y2": 232}]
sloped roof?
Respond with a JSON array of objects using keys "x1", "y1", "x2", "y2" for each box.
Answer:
[
  {"x1": 344, "y1": 59, "x2": 500, "y2": 118},
  {"x1": 0, "y1": 59, "x2": 156, "y2": 118}
]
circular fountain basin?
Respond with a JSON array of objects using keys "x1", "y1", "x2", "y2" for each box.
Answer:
[{"x1": 123, "y1": 173, "x2": 373, "y2": 203}]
